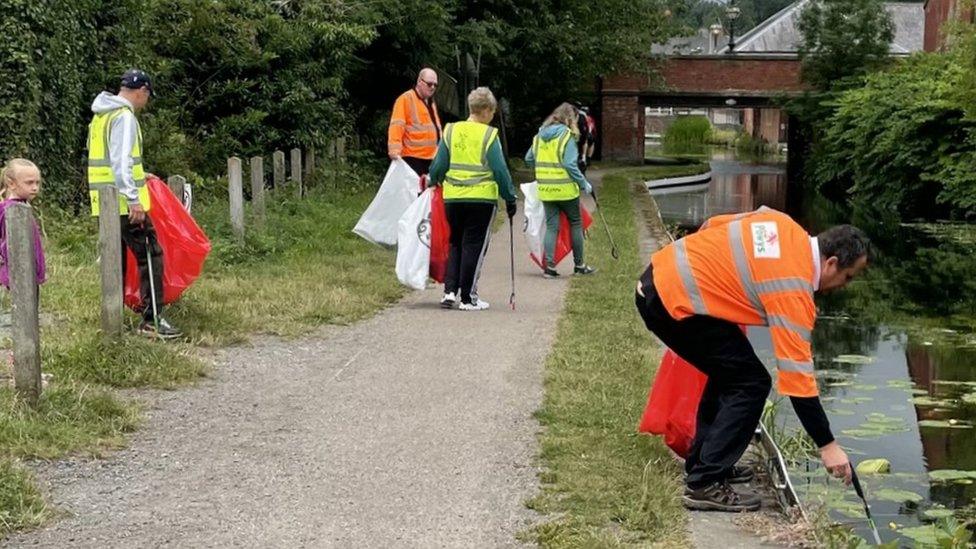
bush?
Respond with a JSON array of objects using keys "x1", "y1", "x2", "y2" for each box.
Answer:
[
  {"x1": 808, "y1": 53, "x2": 976, "y2": 220},
  {"x1": 662, "y1": 116, "x2": 712, "y2": 148}
]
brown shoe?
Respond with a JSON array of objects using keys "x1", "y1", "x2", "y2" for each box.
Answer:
[{"x1": 682, "y1": 481, "x2": 761, "y2": 512}]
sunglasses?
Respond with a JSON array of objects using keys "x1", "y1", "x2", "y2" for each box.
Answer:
[{"x1": 421, "y1": 80, "x2": 438, "y2": 88}]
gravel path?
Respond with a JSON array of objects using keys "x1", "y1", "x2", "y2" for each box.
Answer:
[{"x1": 7, "y1": 207, "x2": 570, "y2": 548}]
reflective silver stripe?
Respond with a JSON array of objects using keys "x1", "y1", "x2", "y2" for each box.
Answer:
[
  {"x1": 674, "y1": 239, "x2": 708, "y2": 315},
  {"x1": 767, "y1": 315, "x2": 811, "y2": 343},
  {"x1": 538, "y1": 178, "x2": 574, "y2": 185},
  {"x1": 403, "y1": 138, "x2": 438, "y2": 147},
  {"x1": 88, "y1": 159, "x2": 113, "y2": 167},
  {"x1": 535, "y1": 161, "x2": 563, "y2": 168},
  {"x1": 450, "y1": 163, "x2": 487, "y2": 171},
  {"x1": 480, "y1": 127, "x2": 496, "y2": 166},
  {"x1": 778, "y1": 358, "x2": 814, "y2": 374},
  {"x1": 756, "y1": 277, "x2": 814, "y2": 295},
  {"x1": 89, "y1": 180, "x2": 146, "y2": 190},
  {"x1": 407, "y1": 94, "x2": 420, "y2": 126},
  {"x1": 446, "y1": 174, "x2": 492, "y2": 186},
  {"x1": 728, "y1": 220, "x2": 766, "y2": 320},
  {"x1": 409, "y1": 124, "x2": 436, "y2": 131},
  {"x1": 390, "y1": 120, "x2": 406, "y2": 127}
]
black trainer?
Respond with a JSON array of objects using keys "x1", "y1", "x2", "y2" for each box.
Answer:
[
  {"x1": 574, "y1": 264, "x2": 597, "y2": 275},
  {"x1": 728, "y1": 464, "x2": 755, "y2": 484},
  {"x1": 139, "y1": 317, "x2": 183, "y2": 340},
  {"x1": 682, "y1": 481, "x2": 761, "y2": 512},
  {"x1": 543, "y1": 267, "x2": 560, "y2": 279}
]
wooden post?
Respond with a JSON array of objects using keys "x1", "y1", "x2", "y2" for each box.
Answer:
[
  {"x1": 337, "y1": 137, "x2": 347, "y2": 164},
  {"x1": 304, "y1": 148, "x2": 315, "y2": 182},
  {"x1": 7, "y1": 204, "x2": 41, "y2": 405},
  {"x1": 290, "y1": 148, "x2": 302, "y2": 198},
  {"x1": 98, "y1": 187, "x2": 123, "y2": 339},
  {"x1": 167, "y1": 175, "x2": 186, "y2": 205},
  {"x1": 273, "y1": 150, "x2": 285, "y2": 190},
  {"x1": 250, "y1": 156, "x2": 266, "y2": 227},
  {"x1": 228, "y1": 156, "x2": 245, "y2": 241}
]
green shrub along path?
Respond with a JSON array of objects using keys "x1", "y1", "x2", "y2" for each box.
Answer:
[{"x1": 523, "y1": 166, "x2": 694, "y2": 547}]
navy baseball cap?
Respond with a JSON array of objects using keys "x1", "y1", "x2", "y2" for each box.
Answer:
[{"x1": 120, "y1": 69, "x2": 154, "y2": 96}]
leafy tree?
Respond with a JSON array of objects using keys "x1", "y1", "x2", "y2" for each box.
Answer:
[{"x1": 796, "y1": 0, "x2": 895, "y2": 90}]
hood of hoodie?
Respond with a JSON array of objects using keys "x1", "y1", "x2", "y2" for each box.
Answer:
[
  {"x1": 538, "y1": 123, "x2": 571, "y2": 142},
  {"x1": 91, "y1": 92, "x2": 133, "y2": 114}
]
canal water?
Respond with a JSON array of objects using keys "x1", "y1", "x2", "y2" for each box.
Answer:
[{"x1": 646, "y1": 146, "x2": 976, "y2": 546}]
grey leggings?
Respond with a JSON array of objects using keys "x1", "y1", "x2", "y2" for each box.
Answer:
[{"x1": 543, "y1": 197, "x2": 584, "y2": 268}]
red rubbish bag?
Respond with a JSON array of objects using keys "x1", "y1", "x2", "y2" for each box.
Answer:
[
  {"x1": 124, "y1": 176, "x2": 211, "y2": 311},
  {"x1": 529, "y1": 206, "x2": 594, "y2": 270},
  {"x1": 638, "y1": 349, "x2": 708, "y2": 457},
  {"x1": 428, "y1": 186, "x2": 450, "y2": 283}
]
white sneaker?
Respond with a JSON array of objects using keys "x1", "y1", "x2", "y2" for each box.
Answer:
[
  {"x1": 440, "y1": 292, "x2": 457, "y2": 309},
  {"x1": 459, "y1": 299, "x2": 490, "y2": 311}
]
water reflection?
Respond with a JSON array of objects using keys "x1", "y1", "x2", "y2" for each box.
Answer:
[{"x1": 651, "y1": 159, "x2": 788, "y2": 229}]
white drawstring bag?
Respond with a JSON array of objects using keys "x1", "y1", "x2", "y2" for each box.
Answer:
[
  {"x1": 353, "y1": 159, "x2": 421, "y2": 246},
  {"x1": 395, "y1": 188, "x2": 434, "y2": 290},
  {"x1": 520, "y1": 182, "x2": 546, "y2": 268}
]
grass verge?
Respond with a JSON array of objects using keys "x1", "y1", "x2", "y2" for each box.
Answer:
[
  {"x1": 522, "y1": 166, "x2": 699, "y2": 546},
  {"x1": 0, "y1": 460, "x2": 50, "y2": 535}
]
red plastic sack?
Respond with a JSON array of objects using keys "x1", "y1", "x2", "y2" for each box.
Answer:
[
  {"x1": 529, "y1": 206, "x2": 594, "y2": 270},
  {"x1": 124, "y1": 176, "x2": 211, "y2": 310},
  {"x1": 429, "y1": 186, "x2": 450, "y2": 283},
  {"x1": 638, "y1": 348, "x2": 708, "y2": 458}
]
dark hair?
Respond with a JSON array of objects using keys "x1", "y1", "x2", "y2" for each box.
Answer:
[{"x1": 817, "y1": 225, "x2": 874, "y2": 268}]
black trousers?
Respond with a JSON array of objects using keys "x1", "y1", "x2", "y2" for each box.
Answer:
[
  {"x1": 402, "y1": 156, "x2": 432, "y2": 177},
  {"x1": 444, "y1": 202, "x2": 495, "y2": 304},
  {"x1": 121, "y1": 215, "x2": 164, "y2": 320},
  {"x1": 635, "y1": 265, "x2": 771, "y2": 489}
]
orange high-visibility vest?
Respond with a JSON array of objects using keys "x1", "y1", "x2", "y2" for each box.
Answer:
[
  {"x1": 650, "y1": 207, "x2": 819, "y2": 398},
  {"x1": 388, "y1": 90, "x2": 442, "y2": 160}
]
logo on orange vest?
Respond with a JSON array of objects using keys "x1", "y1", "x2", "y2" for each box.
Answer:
[{"x1": 751, "y1": 222, "x2": 780, "y2": 259}]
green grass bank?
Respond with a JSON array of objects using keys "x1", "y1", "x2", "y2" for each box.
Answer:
[
  {"x1": 523, "y1": 165, "x2": 705, "y2": 547},
  {"x1": 0, "y1": 168, "x2": 404, "y2": 535}
]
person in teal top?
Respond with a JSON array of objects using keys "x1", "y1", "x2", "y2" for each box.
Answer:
[
  {"x1": 525, "y1": 102, "x2": 595, "y2": 278},
  {"x1": 428, "y1": 87, "x2": 517, "y2": 311}
]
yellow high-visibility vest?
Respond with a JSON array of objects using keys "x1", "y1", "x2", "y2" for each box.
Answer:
[
  {"x1": 88, "y1": 107, "x2": 150, "y2": 216},
  {"x1": 443, "y1": 121, "x2": 499, "y2": 201},
  {"x1": 533, "y1": 130, "x2": 579, "y2": 201}
]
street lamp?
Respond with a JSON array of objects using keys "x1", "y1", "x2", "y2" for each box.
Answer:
[{"x1": 726, "y1": 1, "x2": 741, "y2": 54}]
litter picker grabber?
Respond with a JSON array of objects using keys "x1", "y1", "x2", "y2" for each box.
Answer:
[
  {"x1": 589, "y1": 189, "x2": 620, "y2": 260},
  {"x1": 851, "y1": 464, "x2": 884, "y2": 545},
  {"x1": 145, "y1": 235, "x2": 160, "y2": 335},
  {"x1": 509, "y1": 216, "x2": 516, "y2": 310}
]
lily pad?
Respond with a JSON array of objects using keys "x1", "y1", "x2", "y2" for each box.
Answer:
[
  {"x1": 962, "y1": 392, "x2": 976, "y2": 405},
  {"x1": 826, "y1": 408, "x2": 856, "y2": 416},
  {"x1": 832, "y1": 354, "x2": 875, "y2": 365},
  {"x1": 933, "y1": 380, "x2": 976, "y2": 388},
  {"x1": 853, "y1": 384, "x2": 879, "y2": 391},
  {"x1": 899, "y1": 525, "x2": 941, "y2": 545},
  {"x1": 841, "y1": 428, "x2": 886, "y2": 439},
  {"x1": 855, "y1": 458, "x2": 891, "y2": 475},
  {"x1": 913, "y1": 395, "x2": 957, "y2": 407},
  {"x1": 866, "y1": 413, "x2": 902, "y2": 424},
  {"x1": 918, "y1": 419, "x2": 973, "y2": 429},
  {"x1": 922, "y1": 508, "x2": 955, "y2": 520},
  {"x1": 873, "y1": 488, "x2": 924, "y2": 503},
  {"x1": 828, "y1": 381, "x2": 854, "y2": 388},
  {"x1": 928, "y1": 469, "x2": 976, "y2": 483},
  {"x1": 887, "y1": 379, "x2": 914, "y2": 389}
]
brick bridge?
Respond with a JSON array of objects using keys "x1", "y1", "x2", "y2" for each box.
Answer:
[{"x1": 599, "y1": 55, "x2": 805, "y2": 162}]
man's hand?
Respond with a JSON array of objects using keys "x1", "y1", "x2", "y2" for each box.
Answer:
[
  {"x1": 128, "y1": 203, "x2": 146, "y2": 225},
  {"x1": 820, "y1": 441, "x2": 852, "y2": 485},
  {"x1": 506, "y1": 201, "x2": 517, "y2": 219},
  {"x1": 389, "y1": 152, "x2": 401, "y2": 161}
]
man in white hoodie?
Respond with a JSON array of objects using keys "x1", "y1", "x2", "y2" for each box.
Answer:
[{"x1": 88, "y1": 69, "x2": 182, "y2": 339}]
